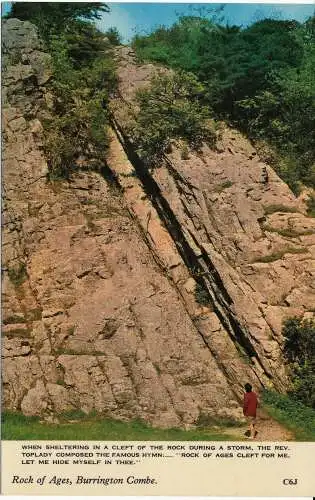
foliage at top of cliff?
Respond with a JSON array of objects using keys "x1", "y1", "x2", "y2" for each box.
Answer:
[
  {"x1": 7, "y1": 3, "x2": 315, "y2": 194},
  {"x1": 133, "y1": 14, "x2": 315, "y2": 192},
  {"x1": 6, "y1": 2, "x2": 118, "y2": 179},
  {"x1": 6, "y1": 2, "x2": 109, "y2": 42}
]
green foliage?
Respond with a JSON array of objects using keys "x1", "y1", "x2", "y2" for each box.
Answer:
[
  {"x1": 130, "y1": 71, "x2": 217, "y2": 165},
  {"x1": 60, "y1": 409, "x2": 87, "y2": 420},
  {"x1": 253, "y1": 247, "x2": 307, "y2": 263},
  {"x1": 2, "y1": 411, "x2": 237, "y2": 440},
  {"x1": 283, "y1": 317, "x2": 315, "y2": 409},
  {"x1": 262, "y1": 390, "x2": 315, "y2": 440},
  {"x1": 133, "y1": 17, "x2": 302, "y2": 107},
  {"x1": 262, "y1": 225, "x2": 314, "y2": 238},
  {"x1": 3, "y1": 315, "x2": 26, "y2": 325},
  {"x1": 194, "y1": 283, "x2": 210, "y2": 305},
  {"x1": 195, "y1": 412, "x2": 240, "y2": 428},
  {"x1": 14, "y1": 3, "x2": 118, "y2": 179},
  {"x1": 7, "y1": 2, "x2": 118, "y2": 179},
  {"x1": 8, "y1": 3, "x2": 109, "y2": 43},
  {"x1": 44, "y1": 79, "x2": 113, "y2": 179},
  {"x1": 263, "y1": 204, "x2": 299, "y2": 215},
  {"x1": 214, "y1": 180, "x2": 234, "y2": 193},
  {"x1": 105, "y1": 27, "x2": 122, "y2": 46},
  {"x1": 64, "y1": 20, "x2": 111, "y2": 68},
  {"x1": 132, "y1": 15, "x2": 315, "y2": 190},
  {"x1": 237, "y1": 40, "x2": 315, "y2": 189},
  {"x1": 306, "y1": 193, "x2": 315, "y2": 217},
  {"x1": 7, "y1": 263, "x2": 27, "y2": 286},
  {"x1": 283, "y1": 317, "x2": 315, "y2": 366}
]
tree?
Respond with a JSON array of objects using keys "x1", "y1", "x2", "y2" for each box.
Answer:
[
  {"x1": 236, "y1": 17, "x2": 315, "y2": 190},
  {"x1": 8, "y1": 2, "x2": 109, "y2": 42},
  {"x1": 132, "y1": 14, "x2": 315, "y2": 191},
  {"x1": 64, "y1": 20, "x2": 110, "y2": 68},
  {"x1": 8, "y1": 2, "x2": 109, "y2": 24}
]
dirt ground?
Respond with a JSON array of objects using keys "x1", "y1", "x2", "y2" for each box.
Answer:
[{"x1": 225, "y1": 411, "x2": 294, "y2": 441}]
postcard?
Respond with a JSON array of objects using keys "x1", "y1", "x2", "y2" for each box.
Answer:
[{"x1": 1, "y1": 0, "x2": 315, "y2": 496}]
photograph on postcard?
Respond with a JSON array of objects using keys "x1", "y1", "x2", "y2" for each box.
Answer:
[{"x1": 1, "y1": 0, "x2": 315, "y2": 496}]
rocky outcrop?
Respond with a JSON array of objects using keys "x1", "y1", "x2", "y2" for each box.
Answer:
[
  {"x1": 2, "y1": 24, "x2": 314, "y2": 427},
  {"x1": 108, "y1": 47, "x2": 315, "y2": 389}
]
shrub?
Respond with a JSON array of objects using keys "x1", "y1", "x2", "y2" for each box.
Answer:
[
  {"x1": 44, "y1": 45, "x2": 116, "y2": 178},
  {"x1": 262, "y1": 225, "x2": 314, "y2": 238},
  {"x1": 60, "y1": 409, "x2": 87, "y2": 420},
  {"x1": 3, "y1": 315, "x2": 26, "y2": 325},
  {"x1": 130, "y1": 71, "x2": 217, "y2": 166},
  {"x1": 104, "y1": 27, "x2": 122, "y2": 46},
  {"x1": 263, "y1": 204, "x2": 300, "y2": 215},
  {"x1": 262, "y1": 389, "x2": 315, "y2": 440},
  {"x1": 253, "y1": 247, "x2": 307, "y2": 263},
  {"x1": 214, "y1": 180, "x2": 233, "y2": 193},
  {"x1": 283, "y1": 317, "x2": 315, "y2": 364},
  {"x1": 9, "y1": 5, "x2": 118, "y2": 179},
  {"x1": 306, "y1": 193, "x2": 315, "y2": 218},
  {"x1": 180, "y1": 144, "x2": 190, "y2": 160},
  {"x1": 195, "y1": 282, "x2": 210, "y2": 305},
  {"x1": 7, "y1": 263, "x2": 27, "y2": 286},
  {"x1": 283, "y1": 317, "x2": 315, "y2": 409},
  {"x1": 195, "y1": 412, "x2": 239, "y2": 429}
]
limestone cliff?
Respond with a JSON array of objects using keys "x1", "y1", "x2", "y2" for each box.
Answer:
[{"x1": 2, "y1": 21, "x2": 314, "y2": 427}]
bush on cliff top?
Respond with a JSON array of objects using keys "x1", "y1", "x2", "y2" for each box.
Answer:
[
  {"x1": 130, "y1": 71, "x2": 218, "y2": 166},
  {"x1": 7, "y1": 2, "x2": 118, "y2": 179},
  {"x1": 44, "y1": 32, "x2": 117, "y2": 178}
]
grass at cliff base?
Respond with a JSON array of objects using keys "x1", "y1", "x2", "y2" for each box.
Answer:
[{"x1": 2, "y1": 411, "x2": 241, "y2": 441}]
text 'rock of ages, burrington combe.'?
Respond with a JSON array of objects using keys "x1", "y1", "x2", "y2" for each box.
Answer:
[{"x1": 2, "y1": 21, "x2": 315, "y2": 428}]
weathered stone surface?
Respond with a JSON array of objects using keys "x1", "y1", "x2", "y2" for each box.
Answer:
[
  {"x1": 109, "y1": 47, "x2": 315, "y2": 393},
  {"x1": 2, "y1": 24, "x2": 314, "y2": 427},
  {"x1": 21, "y1": 380, "x2": 48, "y2": 416}
]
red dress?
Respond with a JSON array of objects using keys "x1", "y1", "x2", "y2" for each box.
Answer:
[{"x1": 243, "y1": 391, "x2": 258, "y2": 417}]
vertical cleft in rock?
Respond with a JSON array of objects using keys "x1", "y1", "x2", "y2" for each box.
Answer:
[{"x1": 110, "y1": 117, "x2": 269, "y2": 375}]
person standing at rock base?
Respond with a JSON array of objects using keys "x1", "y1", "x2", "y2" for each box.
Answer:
[{"x1": 243, "y1": 383, "x2": 258, "y2": 439}]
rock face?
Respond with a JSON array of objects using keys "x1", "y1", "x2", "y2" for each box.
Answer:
[{"x1": 2, "y1": 24, "x2": 314, "y2": 427}]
